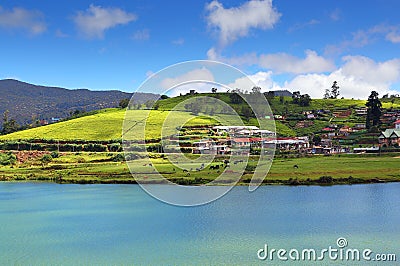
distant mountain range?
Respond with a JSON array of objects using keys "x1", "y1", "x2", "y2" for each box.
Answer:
[{"x1": 0, "y1": 79, "x2": 158, "y2": 127}]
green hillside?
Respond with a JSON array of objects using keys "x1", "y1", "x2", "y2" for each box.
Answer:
[
  {"x1": 2, "y1": 93, "x2": 399, "y2": 142},
  {"x1": 157, "y1": 93, "x2": 400, "y2": 112},
  {"x1": 0, "y1": 108, "x2": 221, "y2": 141},
  {"x1": 0, "y1": 108, "x2": 124, "y2": 141}
]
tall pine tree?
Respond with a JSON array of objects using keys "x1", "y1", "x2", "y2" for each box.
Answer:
[{"x1": 365, "y1": 91, "x2": 382, "y2": 130}]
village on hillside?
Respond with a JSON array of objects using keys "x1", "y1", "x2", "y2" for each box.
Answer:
[
  {"x1": 164, "y1": 117, "x2": 400, "y2": 156},
  {"x1": 164, "y1": 88, "x2": 400, "y2": 156}
]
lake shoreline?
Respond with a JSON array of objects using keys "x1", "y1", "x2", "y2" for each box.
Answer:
[{"x1": 0, "y1": 175, "x2": 397, "y2": 186}]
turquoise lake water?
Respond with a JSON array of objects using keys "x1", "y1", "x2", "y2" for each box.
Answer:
[{"x1": 0, "y1": 182, "x2": 399, "y2": 265}]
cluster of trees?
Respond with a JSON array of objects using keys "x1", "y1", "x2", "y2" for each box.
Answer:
[
  {"x1": 183, "y1": 86, "x2": 272, "y2": 120},
  {"x1": 292, "y1": 91, "x2": 311, "y2": 106},
  {"x1": 1, "y1": 110, "x2": 20, "y2": 135},
  {"x1": 119, "y1": 98, "x2": 156, "y2": 110},
  {"x1": 323, "y1": 81, "x2": 340, "y2": 99}
]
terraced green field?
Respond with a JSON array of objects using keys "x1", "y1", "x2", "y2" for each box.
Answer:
[{"x1": 0, "y1": 109, "x2": 221, "y2": 141}]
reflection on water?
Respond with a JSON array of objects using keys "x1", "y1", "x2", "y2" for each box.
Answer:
[{"x1": 0, "y1": 182, "x2": 399, "y2": 265}]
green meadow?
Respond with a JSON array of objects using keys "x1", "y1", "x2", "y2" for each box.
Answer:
[{"x1": 1, "y1": 152, "x2": 399, "y2": 185}]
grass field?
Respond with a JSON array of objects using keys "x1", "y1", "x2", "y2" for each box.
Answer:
[{"x1": 1, "y1": 152, "x2": 399, "y2": 185}]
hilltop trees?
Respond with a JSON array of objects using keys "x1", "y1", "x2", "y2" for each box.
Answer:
[
  {"x1": 324, "y1": 81, "x2": 340, "y2": 99},
  {"x1": 298, "y1": 94, "x2": 311, "y2": 107},
  {"x1": 365, "y1": 91, "x2": 382, "y2": 130},
  {"x1": 323, "y1": 88, "x2": 331, "y2": 99},
  {"x1": 330, "y1": 81, "x2": 340, "y2": 99},
  {"x1": 292, "y1": 91, "x2": 311, "y2": 106},
  {"x1": 229, "y1": 90, "x2": 244, "y2": 104}
]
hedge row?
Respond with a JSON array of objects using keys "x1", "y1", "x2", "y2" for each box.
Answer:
[{"x1": 0, "y1": 141, "x2": 123, "y2": 152}]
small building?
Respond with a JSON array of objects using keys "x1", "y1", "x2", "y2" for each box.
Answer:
[
  {"x1": 379, "y1": 129, "x2": 400, "y2": 147},
  {"x1": 338, "y1": 126, "x2": 353, "y2": 136},
  {"x1": 322, "y1": 127, "x2": 335, "y2": 132},
  {"x1": 274, "y1": 114, "x2": 286, "y2": 120},
  {"x1": 212, "y1": 126, "x2": 260, "y2": 135},
  {"x1": 312, "y1": 146, "x2": 332, "y2": 154},
  {"x1": 354, "y1": 123, "x2": 366, "y2": 129},
  {"x1": 395, "y1": 120, "x2": 400, "y2": 129},
  {"x1": 264, "y1": 137, "x2": 309, "y2": 152},
  {"x1": 379, "y1": 120, "x2": 400, "y2": 147},
  {"x1": 192, "y1": 140, "x2": 229, "y2": 155},
  {"x1": 353, "y1": 147, "x2": 380, "y2": 153},
  {"x1": 355, "y1": 108, "x2": 368, "y2": 116}
]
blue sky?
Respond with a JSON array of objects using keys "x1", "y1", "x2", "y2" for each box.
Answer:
[{"x1": 1, "y1": 0, "x2": 400, "y2": 98}]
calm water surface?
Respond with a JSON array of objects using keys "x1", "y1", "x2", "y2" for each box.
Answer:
[{"x1": 0, "y1": 182, "x2": 399, "y2": 265}]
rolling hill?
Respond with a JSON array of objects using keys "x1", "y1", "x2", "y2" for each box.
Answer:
[
  {"x1": 0, "y1": 79, "x2": 159, "y2": 126},
  {"x1": 0, "y1": 108, "x2": 220, "y2": 141},
  {"x1": 2, "y1": 92, "x2": 400, "y2": 142}
]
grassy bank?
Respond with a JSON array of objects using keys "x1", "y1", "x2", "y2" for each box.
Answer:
[{"x1": 1, "y1": 151, "x2": 399, "y2": 185}]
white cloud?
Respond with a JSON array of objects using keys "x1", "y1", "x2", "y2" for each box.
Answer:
[
  {"x1": 284, "y1": 56, "x2": 400, "y2": 99},
  {"x1": 227, "y1": 71, "x2": 281, "y2": 92},
  {"x1": 259, "y1": 50, "x2": 335, "y2": 74},
  {"x1": 288, "y1": 19, "x2": 319, "y2": 32},
  {"x1": 341, "y1": 55, "x2": 400, "y2": 85},
  {"x1": 73, "y1": 4, "x2": 136, "y2": 39},
  {"x1": 326, "y1": 23, "x2": 400, "y2": 55},
  {"x1": 0, "y1": 6, "x2": 46, "y2": 35},
  {"x1": 160, "y1": 67, "x2": 215, "y2": 90},
  {"x1": 207, "y1": 47, "x2": 259, "y2": 67},
  {"x1": 330, "y1": 8, "x2": 341, "y2": 21},
  {"x1": 217, "y1": 55, "x2": 400, "y2": 99},
  {"x1": 172, "y1": 38, "x2": 185, "y2": 45},
  {"x1": 146, "y1": 70, "x2": 155, "y2": 78},
  {"x1": 386, "y1": 31, "x2": 400, "y2": 43},
  {"x1": 132, "y1": 29, "x2": 149, "y2": 40},
  {"x1": 208, "y1": 48, "x2": 335, "y2": 74},
  {"x1": 55, "y1": 29, "x2": 68, "y2": 38},
  {"x1": 206, "y1": 0, "x2": 281, "y2": 46},
  {"x1": 167, "y1": 83, "x2": 220, "y2": 97}
]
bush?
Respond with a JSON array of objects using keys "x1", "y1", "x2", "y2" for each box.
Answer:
[
  {"x1": 317, "y1": 176, "x2": 333, "y2": 184},
  {"x1": 50, "y1": 151, "x2": 59, "y2": 158},
  {"x1": 40, "y1": 154, "x2": 53, "y2": 165},
  {"x1": 83, "y1": 143, "x2": 107, "y2": 152},
  {"x1": 111, "y1": 153, "x2": 125, "y2": 162},
  {"x1": 245, "y1": 164, "x2": 256, "y2": 172},
  {"x1": 107, "y1": 143, "x2": 122, "y2": 152},
  {"x1": 180, "y1": 147, "x2": 192, "y2": 153},
  {"x1": 125, "y1": 153, "x2": 140, "y2": 161},
  {"x1": 0, "y1": 152, "x2": 17, "y2": 165}
]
